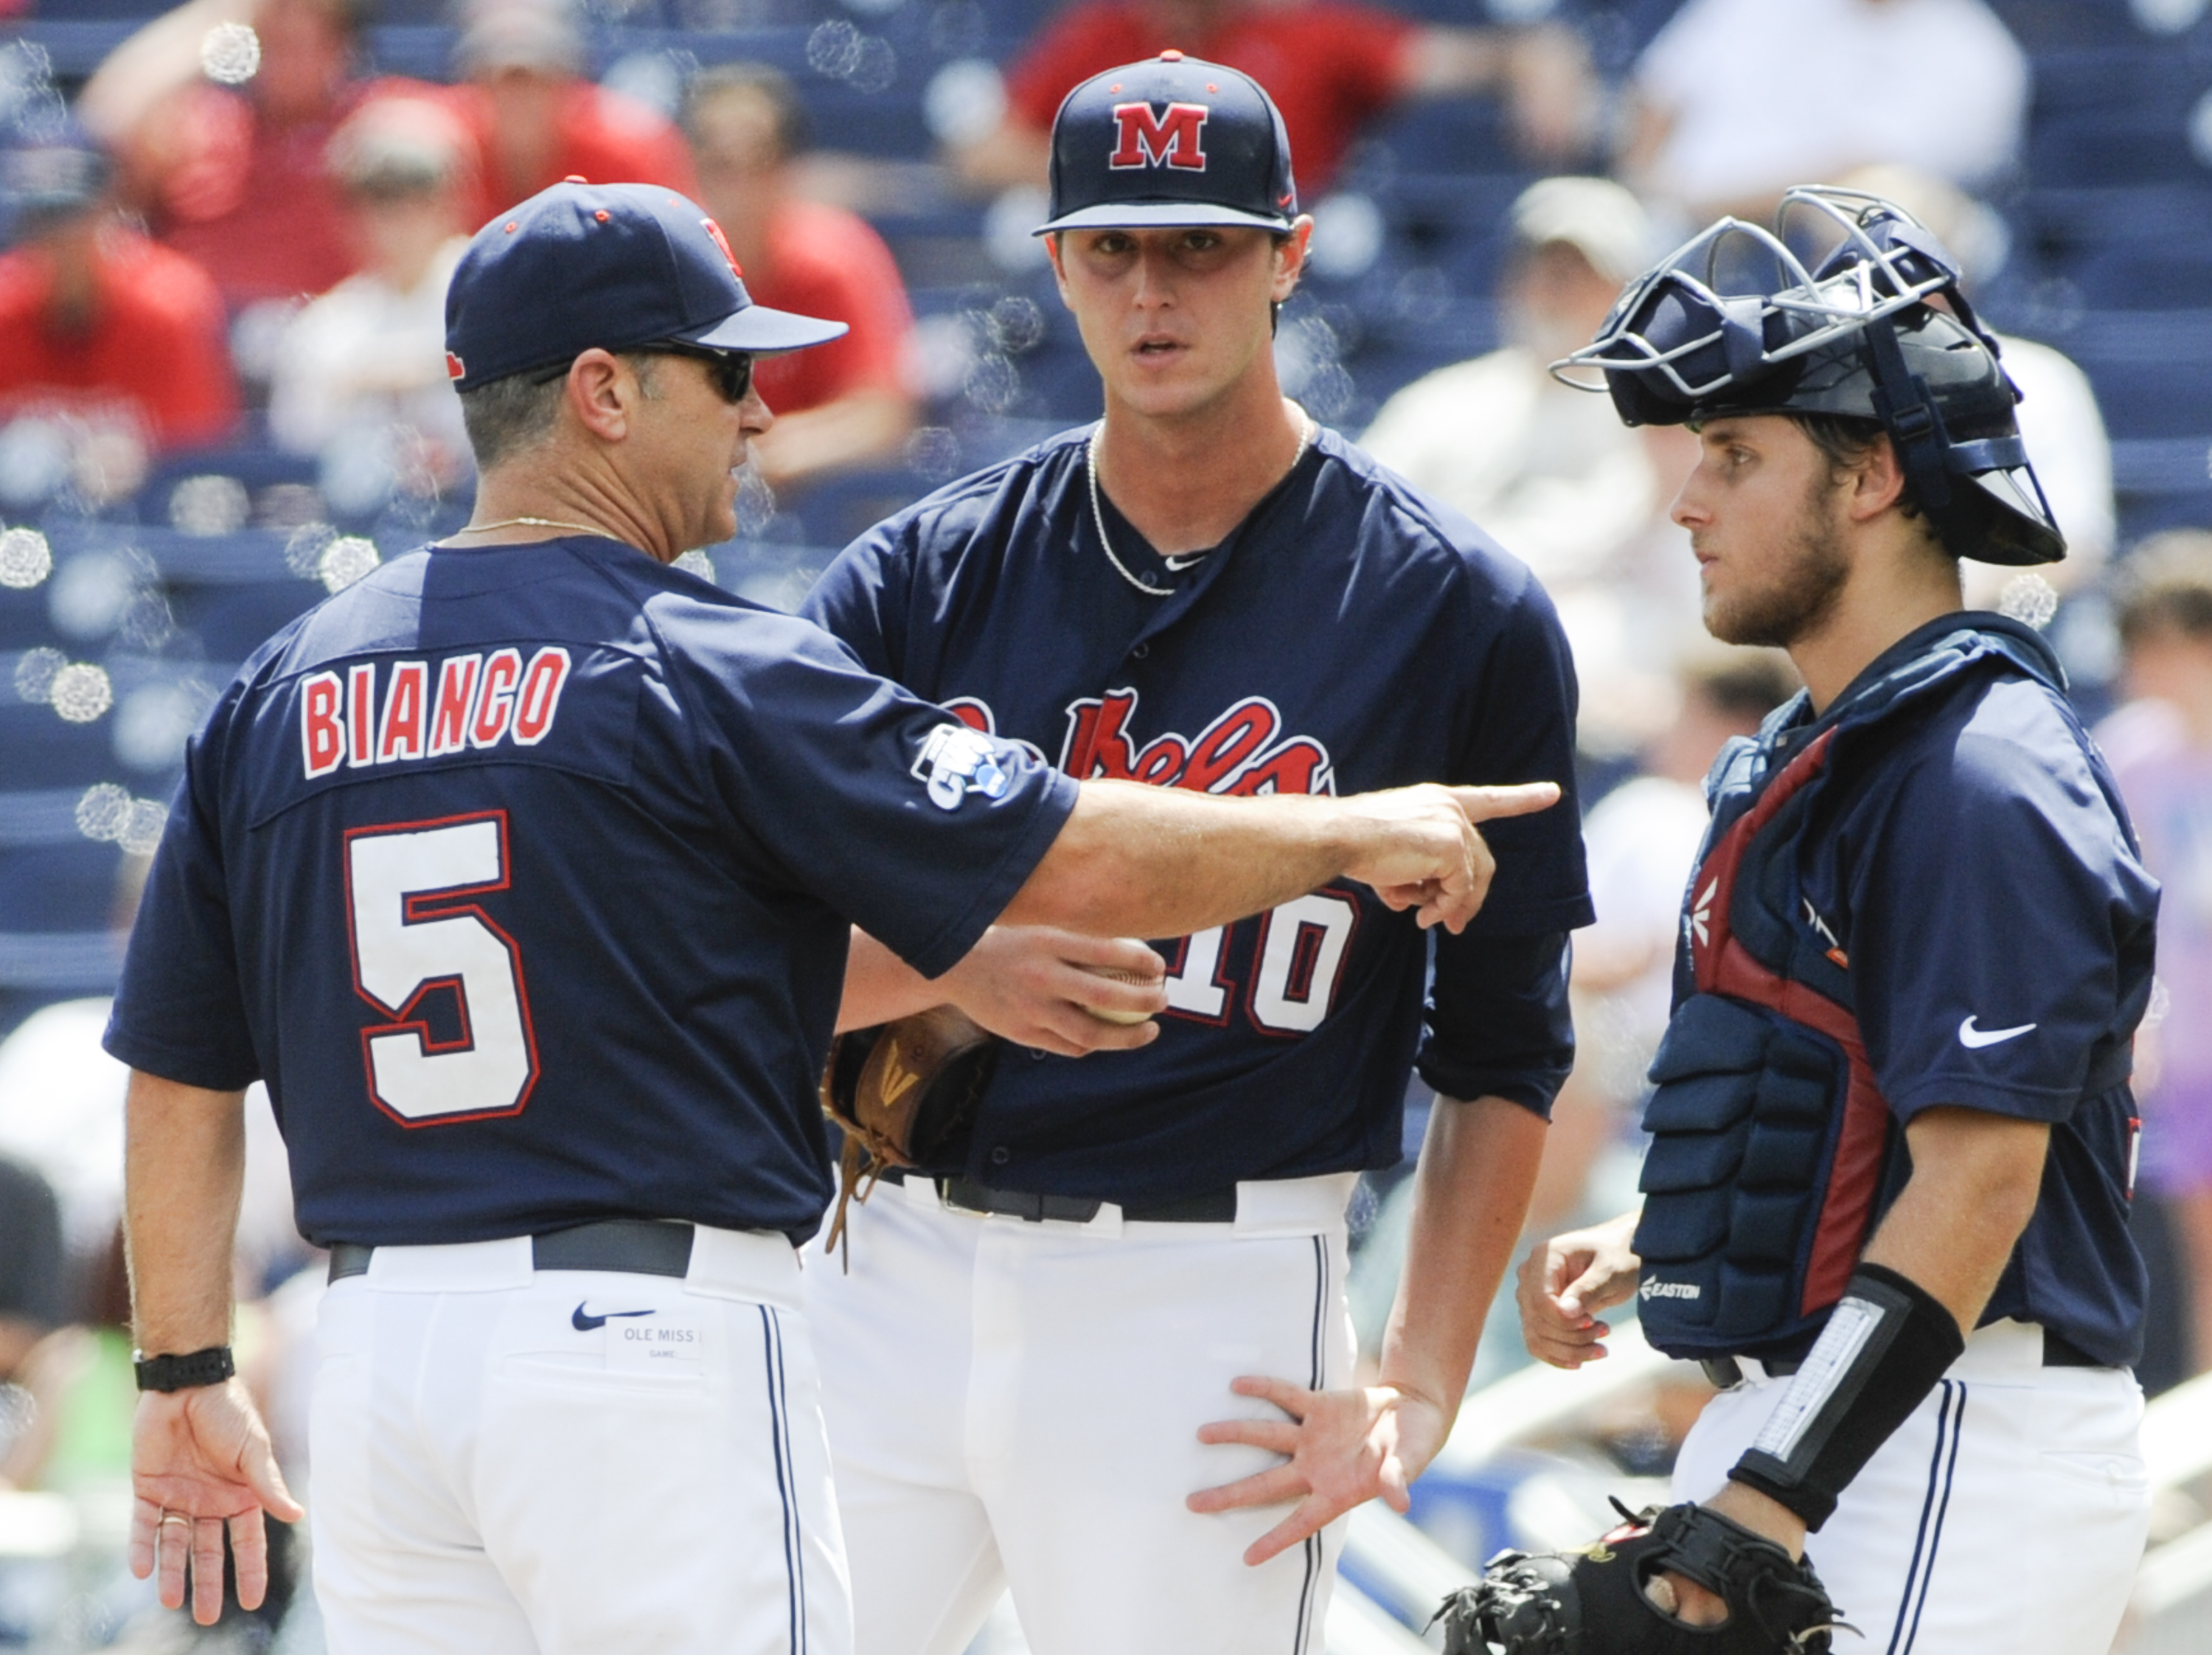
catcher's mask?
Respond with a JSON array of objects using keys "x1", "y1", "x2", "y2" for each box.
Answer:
[{"x1": 1551, "y1": 185, "x2": 2063, "y2": 566}]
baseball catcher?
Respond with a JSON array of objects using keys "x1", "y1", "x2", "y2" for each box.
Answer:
[{"x1": 1486, "y1": 184, "x2": 2156, "y2": 1655}]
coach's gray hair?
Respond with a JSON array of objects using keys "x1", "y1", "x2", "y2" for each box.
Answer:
[
  {"x1": 458, "y1": 374, "x2": 563, "y2": 470},
  {"x1": 458, "y1": 353, "x2": 664, "y2": 471}
]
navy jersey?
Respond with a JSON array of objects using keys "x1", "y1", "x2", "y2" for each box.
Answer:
[
  {"x1": 104, "y1": 535, "x2": 1074, "y2": 1248},
  {"x1": 1686, "y1": 616, "x2": 2158, "y2": 1364},
  {"x1": 804, "y1": 426, "x2": 1593, "y2": 1202}
]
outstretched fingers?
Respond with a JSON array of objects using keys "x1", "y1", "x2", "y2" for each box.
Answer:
[
  {"x1": 236, "y1": 1419, "x2": 304, "y2": 1525},
  {"x1": 189, "y1": 1514, "x2": 227, "y2": 1625},
  {"x1": 1227, "y1": 1373, "x2": 1314, "y2": 1415},
  {"x1": 128, "y1": 1496, "x2": 160, "y2": 1584},
  {"x1": 1447, "y1": 782, "x2": 1562, "y2": 822},
  {"x1": 1186, "y1": 1460, "x2": 1307, "y2": 1516},
  {"x1": 228, "y1": 1508, "x2": 271, "y2": 1614},
  {"x1": 1244, "y1": 1493, "x2": 1342, "y2": 1567}
]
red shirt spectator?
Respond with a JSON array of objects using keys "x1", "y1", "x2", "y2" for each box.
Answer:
[
  {"x1": 685, "y1": 64, "x2": 916, "y2": 490},
  {"x1": 450, "y1": 0, "x2": 695, "y2": 223},
  {"x1": 156, "y1": 77, "x2": 408, "y2": 304},
  {"x1": 83, "y1": 0, "x2": 430, "y2": 305},
  {"x1": 451, "y1": 79, "x2": 697, "y2": 225},
  {"x1": 748, "y1": 199, "x2": 913, "y2": 419},
  {"x1": 0, "y1": 223, "x2": 237, "y2": 450},
  {"x1": 1004, "y1": 0, "x2": 1416, "y2": 191}
]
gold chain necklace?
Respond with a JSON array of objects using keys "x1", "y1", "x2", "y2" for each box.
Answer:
[{"x1": 443, "y1": 515, "x2": 616, "y2": 541}]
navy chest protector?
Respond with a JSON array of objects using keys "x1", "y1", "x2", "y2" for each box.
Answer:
[{"x1": 1631, "y1": 621, "x2": 2076, "y2": 1360}]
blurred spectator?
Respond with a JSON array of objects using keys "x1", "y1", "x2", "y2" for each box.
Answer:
[
  {"x1": 684, "y1": 64, "x2": 917, "y2": 492},
  {"x1": 1574, "y1": 648, "x2": 1801, "y2": 1060},
  {"x1": 1623, "y1": 0, "x2": 2029, "y2": 221},
  {"x1": 0, "y1": 1155, "x2": 64, "y2": 1387},
  {"x1": 1840, "y1": 163, "x2": 2115, "y2": 605},
  {"x1": 1526, "y1": 648, "x2": 1800, "y2": 1237},
  {"x1": 268, "y1": 96, "x2": 474, "y2": 486},
  {"x1": 0, "y1": 131, "x2": 237, "y2": 459},
  {"x1": 81, "y1": 0, "x2": 417, "y2": 307},
  {"x1": 1361, "y1": 177, "x2": 1658, "y2": 582},
  {"x1": 1362, "y1": 176, "x2": 1709, "y2": 755},
  {"x1": 959, "y1": 0, "x2": 1599, "y2": 196},
  {"x1": 452, "y1": 0, "x2": 695, "y2": 224},
  {"x1": 2102, "y1": 530, "x2": 2212, "y2": 1376},
  {"x1": 1351, "y1": 650, "x2": 1795, "y2": 1381},
  {"x1": 0, "y1": 1000, "x2": 300, "y2": 1328},
  {"x1": 3, "y1": 1226, "x2": 132, "y2": 1500}
]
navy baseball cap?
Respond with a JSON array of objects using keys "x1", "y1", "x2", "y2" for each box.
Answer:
[
  {"x1": 1035, "y1": 51, "x2": 1297, "y2": 236},
  {"x1": 444, "y1": 178, "x2": 846, "y2": 391}
]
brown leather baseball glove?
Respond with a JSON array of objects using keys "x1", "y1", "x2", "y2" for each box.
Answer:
[{"x1": 819, "y1": 1006, "x2": 998, "y2": 1263}]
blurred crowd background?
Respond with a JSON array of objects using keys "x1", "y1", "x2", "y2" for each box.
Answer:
[{"x1": 2, "y1": 0, "x2": 2212, "y2": 1649}]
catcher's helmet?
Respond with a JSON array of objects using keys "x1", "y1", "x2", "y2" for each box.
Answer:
[{"x1": 1552, "y1": 187, "x2": 2063, "y2": 566}]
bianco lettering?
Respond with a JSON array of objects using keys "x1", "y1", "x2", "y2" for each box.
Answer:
[
  {"x1": 427, "y1": 654, "x2": 482, "y2": 757},
  {"x1": 377, "y1": 661, "x2": 428, "y2": 763},
  {"x1": 471, "y1": 648, "x2": 524, "y2": 748},
  {"x1": 347, "y1": 663, "x2": 376, "y2": 768},
  {"x1": 302, "y1": 646, "x2": 574, "y2": 780}
]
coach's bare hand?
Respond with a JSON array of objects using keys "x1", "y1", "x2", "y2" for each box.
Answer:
[
  {"x1": 1187, "y1": 1376, "x2": 1451, "y2": 1566},
  {"x1": 131, "y1": 1380, "x2": 303, "y2": 1624},
  {"x1": 1517, "y1": 1209, "x2": 1644, "y2": 1369},
  {"x1": 942, "y1": 926, "x2": 1167, "y2": 1056},
  {"x1": 1341, "y1": 782, "x2": 1559, "y2": 934}
]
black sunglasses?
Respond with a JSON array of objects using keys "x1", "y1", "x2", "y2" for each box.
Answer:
[{"x1": 529, "y1": 344, "x2": 755, "y2": 403}]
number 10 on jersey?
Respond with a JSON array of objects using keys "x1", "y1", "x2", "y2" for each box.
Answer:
[
  {"x1": 1161, "y1": 889, "x2": 1360, "y2": 1035},
  {"x1": 345, "y1": 811, "x2": 540, "y2": 1124}
]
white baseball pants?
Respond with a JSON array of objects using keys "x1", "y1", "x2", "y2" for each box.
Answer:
[
  {"x1": 803, "y1": 1172, "x2": 1359, "y2": 1655},
  {"x1": 308, "y1": 1227, "x2": 850, "y2": 1655},
  {"x1": 1672, "y1": 1317, "x2": 2149, "y2": 1655}
]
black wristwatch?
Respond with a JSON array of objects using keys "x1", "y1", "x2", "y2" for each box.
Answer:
[{"x1": 133, "y1": 1345, "x2": 236, "y2": 1393}]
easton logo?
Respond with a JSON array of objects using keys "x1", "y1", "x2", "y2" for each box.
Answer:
[
  {"x1": 1109, "y1": 101, "x2": 1209, "y2": 171},
  {"x1": 1641, "y1": 1278, "x2": 1701, "y2": 1301},
  {"x1": 299, "y1": 648, "x2": 573, "y2": 780}
]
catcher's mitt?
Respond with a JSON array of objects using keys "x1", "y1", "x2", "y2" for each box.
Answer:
[
  {"x1": 820, "y1": 1006, "x2": 998, "y2": 1263},
  {"x1": 1430, "y1": 1501, "x2": 1841, "y2": 1655}
]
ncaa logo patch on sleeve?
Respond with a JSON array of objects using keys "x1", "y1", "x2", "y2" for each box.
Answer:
[{"x1": 914, "y1": 723, "x2": 1011, "y2": 811}]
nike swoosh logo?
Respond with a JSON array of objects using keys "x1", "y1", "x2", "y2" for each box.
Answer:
[
  {"x1": 573, "y1": 1302, "x2": 656, "y2": 1332},
  {"x1": 1162, "y1": 552, "x2": 1208, "y2": 571},
  {"x1": 1958, "y1": 1016, "x2": 2036, "y2": 1049}
]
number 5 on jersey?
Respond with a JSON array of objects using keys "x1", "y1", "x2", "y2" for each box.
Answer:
[{"x1": 346, "y1": 812, "x2": 540, "y2": 1123}]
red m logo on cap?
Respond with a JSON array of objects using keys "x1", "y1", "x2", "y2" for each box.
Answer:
[{"x1": 1109, "y1": 101, "x2": 1208, "y2": 171}]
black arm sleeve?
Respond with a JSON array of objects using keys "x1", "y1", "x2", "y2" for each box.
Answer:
[{"x1": 1417, "y1": 930, "x2": 1574, "y2": 1116}]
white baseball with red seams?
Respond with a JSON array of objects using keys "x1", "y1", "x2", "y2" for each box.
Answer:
[{"x1": 1077, "y1": 962, "x2": 1167, "y2": 1025}]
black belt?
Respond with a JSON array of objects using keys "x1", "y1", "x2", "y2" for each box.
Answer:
[
  {"x1": 327, "y1": 1218, "x2": 696, "y2": 1284},
  {"x1": 882, "y1": 1167, "x2": 1238, "y2": 1224},
  {"x1": 1700, "y1": 1325, "x2": 2104, "y2": 1390}
]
